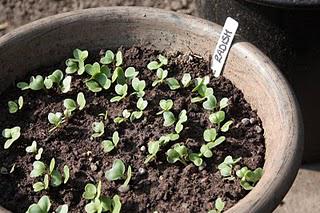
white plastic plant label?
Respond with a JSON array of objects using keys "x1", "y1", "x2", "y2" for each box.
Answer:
[{"x1": 211, "y1": 17, "x2": 239, "y2": 77}]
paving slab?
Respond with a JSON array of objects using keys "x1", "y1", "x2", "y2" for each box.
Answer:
[{"x1": 274, "y1": 164, "x2": 320, "y2": 213}]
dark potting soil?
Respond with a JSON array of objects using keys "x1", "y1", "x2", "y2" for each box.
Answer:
[{"x1": 0, "y1": 46, "x2": 265, "y2": 213}]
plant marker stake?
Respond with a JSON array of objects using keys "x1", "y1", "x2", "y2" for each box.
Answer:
[{"x1": 211, "y1": 17, "x2": 239, "y2": 77}]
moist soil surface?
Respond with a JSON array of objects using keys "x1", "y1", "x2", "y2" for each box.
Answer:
[{"x1": 0, "y1": 46, "x2": 265, "y2": 213}]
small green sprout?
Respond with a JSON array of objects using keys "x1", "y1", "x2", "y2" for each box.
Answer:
[
  {"x1": 175, "y1": 109, "x2": 187, "y2": 134},
  {"x1": 26, "y1": 141, "x2": 43, "y2": 160},
  {"x1": 26, "y1": 195, "x2": 51, "y2": 213},
  {"x1": 166, "y1": 144, "x2": 188, "y2": 165},
  {"x1": 203, "y1": 94, "x2": 217, "y2": 111},
  {"x1": 163, "y1": 111, "x2": 176, "y2": 127},
  {"x1": 44, "y1": 69, "x2": 64, "y2": 89},
  {"x1": 125, "y1": 67, "x2": 139, "y2": 80},
  {"x1": 201, "y1": 128, "x2": 226, "y2": 158},
  {"x1": 2, "y1": 126, "x2": 21, "y2": 149},
  {"x1": 31, "y1": 158, "x2": 70, "y2": 192},
  {"x1": 100, "y1": 50, "x2": 115, "y2": 65},
  {"x1": 118, "y1": 165, "x2": 132, "y2": 193},
  {"x1": 56, "y1": 204, "x2": 69, "y2": 213},
  {"x1": 191, "y1": 76, "x2": 211, "y2": 103},
  {"x1": 157, "y1": 99, "x2": 173, "y2": 115},
  {"x1": 131, "y1": 77, "x2": 146, "y2": 98},
  {"x1": 219, "y1": 98, "x2": 229, "y2": 110},
  {"x1": 48, "y1": 112, "x2": 63, "y2": 132},
  {"x1": 152, "y1": 68, "x2": 168, "y2": 87},
  {"x1": 17, "y1": 75, "x2": 45, "y2": 91},
  {"x1": 130, "y1": 98, "x2": 148, "y2": 121},
  {"x1": 147, "y1": 54, "x2": 168, "y2": 70},
  {"x1": 105, "y1": 159, "x2": 126, "y2": 181},
  {"x1": 208, "y1": 197, "x2": 225, "y2": 213},
  {"x1": 221, "y1": 121, "x2": 233, "y2": 132},
  {"x1": 92, "y1": 121, "x2": 105, "y2": 138},
  {"x1": 63, "y1": 92, "x2": 86, "y2": 116},
  {"x1": 61, "y1": 76, "x2": 72, "y2": 93},
  {"x1": 65, "y1": 49, "x2": 88, "y2": 75},
  {"x1": 83, "y1": 180, "x2": 122, "y2": 213},
  {"x1": 236, "y1": 167, "x2": 263, "y2": 190},
  {"x1": 85, "y1": 62, "x2": 112, "y2": 92},
  {"x1": 209, "y1": 111, "x2": 225, "y2": 126},
  {"x1": 218, "y1": 155, "x2": 241, "y2": 179},
  {"x1": 110, "y1": 84, "x2": 128, "y2": 102},
  {"x1": 116, "y1": 51, "x2": 123, "y2": 67},
  {"x1": 8, "y1": 96, "x2": 23, "y2": 113},
  {"x1": 181, "y1": 73, "x2": 192, "y2": 87},
  {"x1": 98, "y1": 110, "x2": 108, "y2": 121},
  {"x1": 114, "y1": 109, "x2": 131, "y2": 124},
  {"x1": 111, "y1": 67, "x2": 126, "y2": 85},
  {"x1": 144, "y1": 133, "x2": 179, "y2": 164},
  {"x1": 101, "y1": 131, "x2": 120, "y2": 153},
  {"x1": 166, "y1": 77, "x2": 180, "y2": 90},
  {"x1": 188, "y1": 153, "x2": 203, "y2": 167},
  {"x1": 144, "y1": 141, "x2": 160, "y2": 164}
]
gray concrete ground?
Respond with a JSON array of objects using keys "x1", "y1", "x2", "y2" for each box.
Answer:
[{"x1": 274, "y1": 164, "x2": 320, "y2": 213}]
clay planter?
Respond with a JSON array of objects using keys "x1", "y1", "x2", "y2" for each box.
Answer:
[{"x1": 0, "y1": 7, "x2": 303, "y2": 213}]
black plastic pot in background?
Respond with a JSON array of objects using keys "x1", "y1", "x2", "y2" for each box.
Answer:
[{"x1": 197, "y1": 0, "x2": 320, "y2": 163}]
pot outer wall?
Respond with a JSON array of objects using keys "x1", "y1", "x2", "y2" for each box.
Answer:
[{"x1": 197, "y1": 0, "x2": 320, "y2": 163}]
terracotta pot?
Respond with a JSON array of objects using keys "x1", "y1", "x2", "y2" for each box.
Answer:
[{"x1": 0, "y1": 7, "x2": 303, "y2": 213}]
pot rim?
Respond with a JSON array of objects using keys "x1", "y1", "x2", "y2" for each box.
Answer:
[{"x1": 0, "y1": 7, "x2": 304, "y2": 213}]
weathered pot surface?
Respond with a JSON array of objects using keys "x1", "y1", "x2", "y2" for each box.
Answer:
[{"x1": 0, "y1": 7, "x2": 303, "y2": 213}]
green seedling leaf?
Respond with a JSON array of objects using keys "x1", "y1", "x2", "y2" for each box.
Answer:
[
  {"x1": 115, "y1": 51, "x2": 123, "y2": 67},
  {"x1": 208, "y1": 136, "x2": 226, "y2": 149},
  {"x1": 152, "y1": 68, "x2": 168, "y2": 87},
  {"x1": 61, "y1": 76, "x2": 72, "y2": 93},
  {"x1": 203, "y1": 94, "x2": 217, "y2": 111},
  {"x1": 157, "y1": 99, "x2": 173, "y2": 115},
  {"x1": 175, "y1": 109, "x2": 188, "y2": 133},
  {"x1": 8, "y1": 96, "x2": 23, "y2": 113},
  {"x1": 66, "y1": 49, "x2": 88, "y2": 75},
  {"x1": 64, "y1": 99, "x2": 77, "y2": 112},
  {"x1": 29, "y1": 75, "x2": 45, "y2": 91},
  {"x1": 236, "y1": 167, "x2": 263, "y2": 190},
  {"x1": 56, "y1": 204, "x2": 69, "y2": 213},
  {"x1": 112, "y1": 195, "x2": 122, "y2": 213},
  {"x1": 92, "y1": 121, "x2": 105, "y2": 138},
  {"x1": 100, "y1": 50, "x2": 115, "y2": 65},
  {"x1": 166, "y1": 144, "x2": 188, "y2": 165},
  {"x1": 51, "y1": 169, "x2": 63, "y2": 187},
  {"x1": 35, "y1": 148, "x2": 43, "y2": 160},
  {"x1": 48, "y1": 112, "x2": 63, "y2": 127},
  {"x1": 101, "y1": 131, "x2": 120, "y2": 153},
  {"x1": 203, "y1": 128, "x2": 217, "y2": 142},
  {"x1": 118, "y1": 165, "x2": 132, "y2": 193},
  {"x1": 26, "y1": 141, "x2": 37, "y2": 153},
  {"x1": 49, "y1": 158, "x2": 55, "y2": 174},
  {"x1": 221, "y1": 121, "x2": 233, "y2": 132},
  {"x1": 209, "y1": 111, "x2": 225, "y2": 124},
  {"x1": 86, "y1": 80, "x2": 102, "y2": 93},
  {"x1": 181, "y1": 73, "x2": 192, "y2": 87},
  {"x1": 218, "y1": 155, "x2": 241, "y2": 177},
  {"x1": 63, "y1": 165, "x2": 70, "y2": 184},
  {"x1": 105, "y1": 159, "x2": 126, "y2": 181},
  {"x1": 33, "y1": 181, "x2": 45, "y2": 192},
  {"x1": 189, "y1": 153, "x2": 203, "y2": 167},
  {"x1": 166, "y1": 78, "x2": 180, "y2": 90},
  {"x1": 200, "y1": 144, "x2": 213, "y2": 158},
  {"x1": 77, "y1": 92, "x2": 86, "y2": 110},
  {"x1": 219, "y1": 98, "x2": 229, "y2": 110},
  {"x1": 110, "y1": 84, "x2": 128, "y2": 102},
  {"x1": 147, "y1": 54, "x2": 168, "y2": 70},
  {"x1": 144, "y1": 140, "x2": 160, "y2": 164},
  {"x1": 125, "y1": 67, "x2": 139, "y2": 80},
  {"x1": 30, "y1": 161, "x2": 46, "y2": 178},
  {"x1": 137, "y1": 98, "x2": 148, "y2": 111},
  {"x1": 95, "y1": 73, "x2": 111, "y2": 90},
  {"x1": 112, "y1": 67, "x2": 125, "y2": 84},
  {"x1": 83, "y1": 183, "x2": 97, "y2": 200},
  {"x1": 26, "y1": 195, "x2": 51, "y2": 213},
  {"x1": 17, "y1": 82, "x2": 29, "y2": 90},
  {"x1": 132, "y1": 78, "x2": 146, "y2": 98},
  {"x1": 163, "y1": 111, "x2": 176, "y2": 127},
  {"x1": 2, "y1": 126, "x2": 21, "y2": 149}
]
